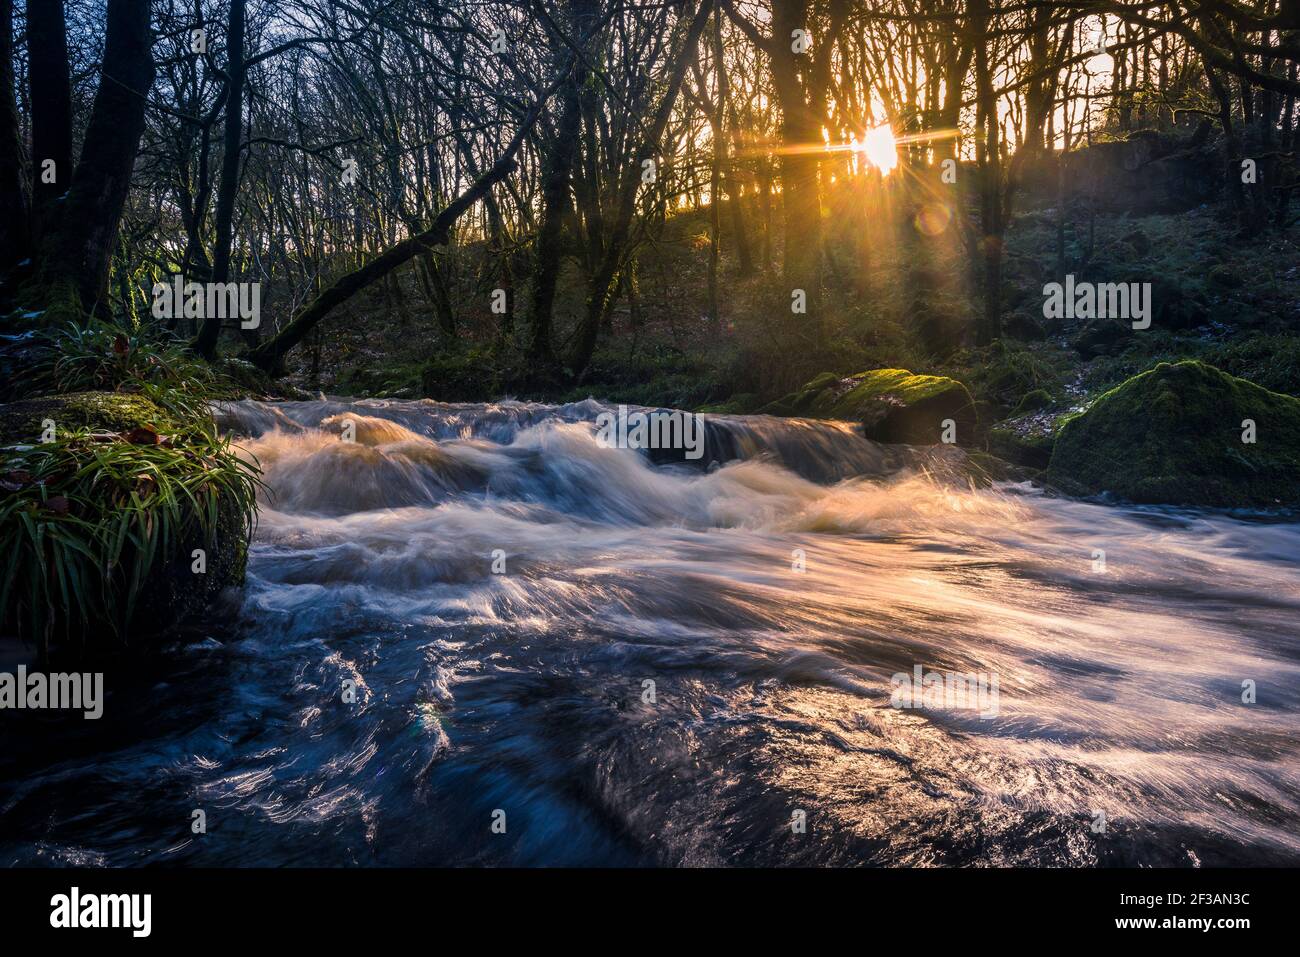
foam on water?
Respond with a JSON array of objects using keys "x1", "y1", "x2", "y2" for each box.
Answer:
[{"x1": 2, "y1": 397, "x2": 1297, "y2": 866}]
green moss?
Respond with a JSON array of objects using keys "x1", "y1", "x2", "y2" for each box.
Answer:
[
  {"x1": 1044, "y1": 360, "x2": 1300, "y2": 508},
  {"x1": 696, "y1": 393, "x2": 760, "y2": 414},
  {"x1": 421, "y1": 348, "x2": 503, "y2": 402},
  {"x1": 815, "y1": 369, "x2": 966, "y2": 419},
  {"x1": 762, "y1": 367, "x2": 977, "y2": 444},
  {"x1": 0, "y1": 391, "x2": 178, "y2": 444},
  {"x1": 20, "y1": 276, "x2": 86, "y2": 328},
  {"x1": 759, "y1": 372, "x2": 839, "y2": 416},
  {"x1": 987, "y1": 410, "x2": 1069, "y2": 468},
  {"x1": 1010, "y1": 388, "x2": 1053, "y2": 417}
]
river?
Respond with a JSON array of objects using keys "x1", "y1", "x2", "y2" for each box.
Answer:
[{"x1": 2, "y1": 397, "x2": 1298, "y2": 866}]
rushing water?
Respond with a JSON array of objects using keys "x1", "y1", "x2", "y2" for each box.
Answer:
[{"x1": 2, "y1": 397, "x2": 1299, "y2": 866}]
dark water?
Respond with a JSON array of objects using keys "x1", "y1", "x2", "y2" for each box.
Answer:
[{"x1": 3, "y1": 397, "x2": 1299, "y2": 866}]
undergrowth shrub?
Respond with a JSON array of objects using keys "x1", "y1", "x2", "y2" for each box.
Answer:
[{"x1": 1, "y1": 319, "x2": 262, "y2": 655}]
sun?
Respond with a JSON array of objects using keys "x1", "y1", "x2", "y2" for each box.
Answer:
[{"x1": 859, "y1": 124, "x2": 898, "y2": 174}]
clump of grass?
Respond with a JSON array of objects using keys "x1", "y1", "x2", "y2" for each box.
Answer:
[
  {"x1": 0, "y1": 422, "x2": 261, "y2": 655},
  {"x1": 3, "y1": 318, "x2": 262, "y2": 655},
  {"x1": 25, "y1": 320, "x2": 227, "y2": 420}
]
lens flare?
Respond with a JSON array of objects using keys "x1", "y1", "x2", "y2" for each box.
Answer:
[{"x1": 860, "y1": 124, "x2": 898, "y2": 174}]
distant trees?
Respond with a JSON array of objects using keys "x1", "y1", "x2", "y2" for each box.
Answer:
[{"x1": 1, "y1": 0, "x2": 1298, "y2": 372}]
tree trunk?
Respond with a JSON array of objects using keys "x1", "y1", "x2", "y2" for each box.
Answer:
[
  {"x1": 34, "y1": 0, "x2": 153, "y2": 322},
  {"x1": 526, "y1": 67, "x2": 584, "y2": 372},
  {"x1": 195, "y1": 0, "x2": 247, "y2": 357},
  {"x1": 768, "y1": 0, "x2": 824, "y2": 344},
  {"x1": 972, "y1": 0, "x2": 1002, "y2": 346},
  {"x1": 27, "y1": 0, "x2": 73, "y2": 244},
  {"x1": 567, "y1": 0, "x2": 715, "y2": 377},
  {"x1": 0, "y1": 0, "x2": 29, "y2": 276}
]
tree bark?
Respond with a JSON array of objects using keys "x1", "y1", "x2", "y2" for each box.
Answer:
[
  {"x1": 525, "y1": 0, "x2": 596, "y2": 375},
  {"x1": 0, "y1": 0, "x2": 29, "y2": 275},
  {"x1": 567, "y1": 0, "x2": 715, "y2": 376},
  {"x1": 35, "y1": 0, "x2": 153, "y2": 321},
  {"x1": 26, "y1": 0, "x2": 74, "y2": 243},
  {"x1": 194, "y1": 0, "x2": 247, "y2": 357}
]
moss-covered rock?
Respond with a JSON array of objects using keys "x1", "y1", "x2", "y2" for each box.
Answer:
[
  {"x1": 0, "y1": 391, "x2": 254, "y2": 654},
  {"x1": 0, "y1": 391, "x2": 178, "y2": 443},
  {"x1": 762, "y1": 368, "x2": 977, "y2": 445},
  {"x1": 1044, "y1": 361, "x2": 1300, "y2": 508},
  {"x1": 758, "y1": 372, "x2": 839, "y2": 417},
  {"x1": 1009, "y1": 388, "x2": 1053, "y2": 417}
]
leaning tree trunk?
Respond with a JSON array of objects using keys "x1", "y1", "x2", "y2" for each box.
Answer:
[
  {"x1": 34, "y1": 0, "x2": 153, "y2": 322},
  {"x1": 244, "y1": 53, "x2": 573, "y2": 372}
]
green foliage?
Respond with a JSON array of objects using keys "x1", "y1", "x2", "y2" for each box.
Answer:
[
  {"x1": 557, "y1": 344, "x2": 732, "y2": 409},
  {"x1": 0, "y1": 398, "x2": 261, "y2": 654},
  {"x1": 1199, "y1": 335, "x2": 1300, "y2": 397},
  {"x1": 1045, "y1": 361, "x2": 1300, "y2": 508},
  {"x1": 948, "y1": 340, "x2": 1065, "y2": 416},
  {"x1": 1081, "y1": 332, "x2": 1300, "y2": 400},
  {"x1": 421, "y1": 346, "x2": 504, "y2": 402},
  {"x1": 1, "y1": 320, "x2": 263, "y2": 655},
  {"x1": 24, "y1": 320, "x2": 227, "y2": 421}
]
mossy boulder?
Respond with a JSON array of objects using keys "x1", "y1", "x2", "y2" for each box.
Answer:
[
  {"x1": 762, "y1": 369, "x2": 977, "y2": 445},
  {"x1": 759, "y1": 372, "x2": 840, "y2": 417},
  {"x1": 0, "y1": 391, "x2": 178, "y2": 442},
  {"x1": 1, "y1": 391, "x2": 252, "y2": 653},
  {"x1": 1044, "y1": 361, "x2": 1300, "y2": 508}
]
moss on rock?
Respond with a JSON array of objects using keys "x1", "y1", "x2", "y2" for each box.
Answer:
[
  {"x1": 762, "y1": 368, "x2": 977, "y2": 445},
  {"x1": 1044, "y1": 360, "x2": 1300, "y2": 508},
  {"x1": 0, "y1": 391, "x2": 178, "y2": 443}
]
